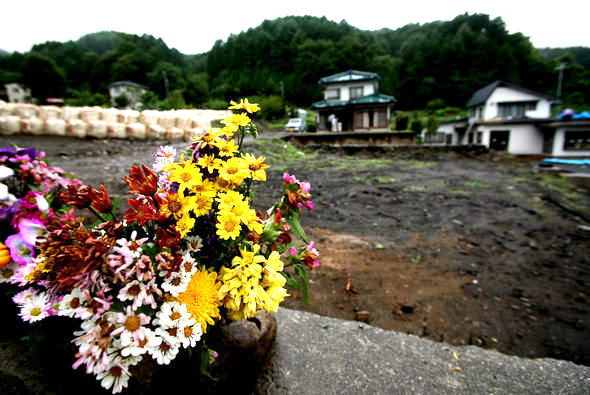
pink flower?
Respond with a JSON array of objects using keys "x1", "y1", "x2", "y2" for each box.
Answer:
[{"x1": 289, "y1": 246, "x2": 298, "y2": 256}]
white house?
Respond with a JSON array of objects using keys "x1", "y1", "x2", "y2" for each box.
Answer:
[
  {"x1": 311, "y1": 70, "x2": 396, "y2": 132},
  {"x1": 0, "y1": 83, "x2": 32, "y2": 103},
  {"x1": 108, "y1": 81, "x2": 150, "y2": 110},
  {"x1": 424, "y1": 80, "x2": 590, "y2": 157}
]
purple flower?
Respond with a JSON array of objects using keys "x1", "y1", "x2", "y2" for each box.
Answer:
[{"x1": 5, "y1": 233, "x2": 34, "y2": 266}]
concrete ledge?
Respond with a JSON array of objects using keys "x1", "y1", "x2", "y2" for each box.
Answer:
[{"x1": 256, "y1": 308, "x2": 590, "y2": 394}]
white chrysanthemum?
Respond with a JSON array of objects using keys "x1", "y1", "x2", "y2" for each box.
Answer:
[
  {"x1": 155, "y1": 324, "x2": 183, "y2": 348},
  {"x1": 148, "y1": 336, "x2": 180, "y2": 365},
  {"x1": 183, "y1": 235, "x2": 203, "y2": 253},
  {"x1": 120, "y1": 327, "x2": 161, "y2": 358},
  {"x1": 0, "y1": 262, "x2": 18, "y2": 283},
  {"x1": 59, "y1": 288, "x2": 87, "y2": 318},
  {"x1": 179, "y1": 253, "x2": 198, "y2": 276},
  {"x1": 118, "y1": 280, "x2": 148, "y2": 310},
  {"x1": 160, "y1": 271, "x2": 190, "y2": 297},
  {"x1": 19, "y1": 292, "x2": 50, "y2": 323},
  {"x1": 154, "y1": 301, "x2": 191, "y2": 328},
  {"x1": 178, "y1": 318, "x2": 202, "y2": 348},
  {"x1": 96, "y1": 358, "x2": 131, "y2": 394}
]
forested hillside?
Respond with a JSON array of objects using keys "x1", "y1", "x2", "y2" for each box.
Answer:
[{"x1": 1, "y1": 14, "x2": 589, "y2": 111}]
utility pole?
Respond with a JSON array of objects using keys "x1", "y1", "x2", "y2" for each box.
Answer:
[
  {"x1": 280, "y1": 80, "x2": 285, "y2": 115},
  {"x1": 556, "y1": 62, "x2": 566, "y2": 114}
]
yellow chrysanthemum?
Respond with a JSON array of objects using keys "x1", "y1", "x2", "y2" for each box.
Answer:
[
  {"x1": 228, "y1": 98, "x2": 260, "y2": 113},
  {"x1": 215, "y1": 211, "x2": 242, "y2": 240},
  {"x1": 191, "y1": 194, "x2": 214, "y2": 217},
  {"x1": 190, "y1": 178, "x2": 218, "y2": 199},
  {"x1": 215, "y1": 190, "x2": 245, "y2": 209},
  {"x1": 214, "y1": 138, "x2": 239, "y2": 158},
  {"x1": 175, "y1": 267, "x2": 222, "y2": 333},
  {"x1": 218, "y1": 247, "x2": 287, "y2": 320},
  {"x1": 221, "y1": 113, "x2": 251, "y2": 133},
  {"x1": 195, "y1": 128, "x2": 224, "y2": 149},
  {"x1": 160, "y1": 190, "x2": 195, "y2": 220},
  {"x1": 243, "y1": 153, "x2": 269, "y2": 181},
  {"x1": 176, "y1": 212, "x2": 196, "y2": 238},
  {"x1": 197, "y1": 154, "x2": 222, "y2": 174},
  {"x1": 167, "y1": 156, "x2": 202, "y2": 193},
  {"x1": 218, "y1": 157, "x2": 249, "y2": 186}
]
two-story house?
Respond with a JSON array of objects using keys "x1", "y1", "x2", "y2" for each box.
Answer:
[
  {"x1": 311, "y1": 70, "x2": 396, "y2": 132},
  {"x1": 428, "y1": 80, "x2": 590, "y2": 157}
]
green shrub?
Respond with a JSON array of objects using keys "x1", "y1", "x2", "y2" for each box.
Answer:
[
  {"x1": 410, "y1": 119, "x2": 423, "y2": 134},
  {"x1": 395, "y1": 114, "x2": 409, "y2": 130}
]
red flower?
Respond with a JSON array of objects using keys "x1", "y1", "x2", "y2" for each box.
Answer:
[
  {"x1": 124, "y1": 198, "x2": 157, "y2": 225},
  {"x1": 124, "y1": 165, "x2": 158, "y2": 196},
  {"x1": 58, "y1": 184, "x2": 93, "y2": 208},
  {"x1": 89, "y1": 185, "x2": 112, "y2": 213}
]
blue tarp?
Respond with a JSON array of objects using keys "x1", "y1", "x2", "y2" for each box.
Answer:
[
  {"x1": 572, "y1": 111, "x2": 590, "y2": 119},
  {"x1": 543, "y1": 158, "x2": 590, "y2": 165}
]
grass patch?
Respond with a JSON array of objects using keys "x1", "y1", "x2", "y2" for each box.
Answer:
[
  {"x1": 404, "y1": 160, "x2": 437, "y2": 169},
  {"x1": 463, "y1": 180, "x2": 491, "y2": 188},
  {"x1": 353, "y1": 176, "x2": 372, "y2": 184},
  {"x1": 450, "y1": 189, "x2": 469, "y2": 196},
  {"x1": 376, "y1": 176, "x2": 400, "y2": 184},
  {"x1": 403, "y1": 185, "x2": 426, "y2": 193}
]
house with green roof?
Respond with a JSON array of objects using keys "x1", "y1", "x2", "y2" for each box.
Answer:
[{"x1": 311, "y1": 70, "x2": 396, "y2": 132}]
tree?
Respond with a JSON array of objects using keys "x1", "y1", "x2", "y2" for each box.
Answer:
[
  {"x1": 21, "y1": 52, "x2": 66, "y2": 100},
  {"x1": 426, "y1": 116, "x2": 440, "y2": 135},
  {"x1": 114, "y1": 94, "x2": 129, "y2": 109},
  {"x1": 410, "y1": 119, "x2": 423, "y2": 134}
]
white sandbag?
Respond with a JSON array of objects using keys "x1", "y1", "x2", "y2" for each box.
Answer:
[
  {"x1": 45, "y1": 119, "x2": 66, "y2": 136},
  {"x1": 14, "y1": 104, "x2": 37, "y2": 119},
  {"x1": 140, "y1": 110, "x2": 160, "y2": 125},
  {"x1": 38, "y1": 106, "x2": 62, "y2": 120},
  {"x1": 158, "y1": 112, "x2": 176, "y2": 129},
  {"x1": 126, "y1": 122, "x2": 146, "y2": 140},
  {"x1": 66, "y1": 120, "x2": 87, "y2": 138},
  {"x1": 118, "y1": 109, "x2": 139, "y2": 124},
  {"x1": 101, "y1": 108, "x2": 120, "y2": 123},
  {"x1": 107, "y1": 122, "x2": 127, "y2": 139},
  {"x1": 0, "y1": 103, "x2": 14, "y2": 117},
  {"x1": 87, "y1": 120, "x2": 108, "y2": 138},
  {"x1": 62, "y1": 106, "x2": 80, "y2": 121},
  {"x1": 2, "y1": 116, "x2": 21, "y2": 135},
  {"x1": 175, "y1": 116, "x2": 192, "y2": 130},
  {"x1": 80, "y1": 107, "x2": 101, "y2": 122},
  {"x1": 166, "y1": 127, "x2": 184, "y2": 140},
  {"x1": 21, "y1": 117, "x2": 44, "y2": 135},
  {"x1": 146, "y1": 124, "x2": 166, "y2": 140}
]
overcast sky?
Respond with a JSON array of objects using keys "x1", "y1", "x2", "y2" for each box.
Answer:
[{"x1": 2, "y1": 0, "x2": 589, "y2": 55}]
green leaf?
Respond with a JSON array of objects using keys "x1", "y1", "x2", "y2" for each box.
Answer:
[
  {"x1": 199, "y1": 347, "x2": 219, "y2": 381},
  {"x1": 294, "y1": 265, "x2": 310, "y2": 304},
  {"x1": 112, "y1": 196, "x2": 121, "y2": 211},
  {"x1": 281, "y1": 271, "x2": 300, "y2": 289},
  {"x1": 285, "y1": 211, "x2": 308, "y2": 243}
]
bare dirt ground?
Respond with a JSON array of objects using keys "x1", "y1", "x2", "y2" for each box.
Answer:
[{"x1": 2, "y1": 134, "x2": 590, "y2": 368}]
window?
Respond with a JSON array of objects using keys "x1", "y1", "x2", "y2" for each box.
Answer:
[
  {"x1": 476, "y1": 131, "x2": 483, "y2": 144},
  {"x1": 354, "y1": 111, "x2": 365, "y2": 128},
  {"x1": 563, "y1": 131, "x2": 590, "y2": 151},
  {"x1": 424, "y1": 133, "x2": 445, "y2": 144},
  {"x1": 13, "y1": 87, "x2": 20, "y2": 93},
  {"x1": 374, "y1": 111, "x2": 387, "y2": 127},
  {"x1": 349, "y1": 86, "x2": 364, "y2": 99},
  {"x1": 498, "y1": 101, "x2": 537, "y2": 118},
  {"x1": 325, "y1": 88, "x2": 340, "y2": 100}
]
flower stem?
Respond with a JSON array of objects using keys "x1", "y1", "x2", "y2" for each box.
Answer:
[{"x1": 88, "y1": 206, "x2": 107, "y2": 223}]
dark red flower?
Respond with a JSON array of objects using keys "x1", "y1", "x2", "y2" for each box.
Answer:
[
  {"x1": 58, "y1": 184, "x2": 93, "y2": 208},
  {"x1": 124, "y1": 165, "x2": 158, "y2": 196},
  {"x1": 124, "y1": 198, "x2": 157, "y2": 225},
  {"x1": 89, "y1": 185, "x2": 112, "y2": 213}
]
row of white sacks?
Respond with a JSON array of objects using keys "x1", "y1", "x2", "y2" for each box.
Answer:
[
  {"x1": 0, "y1": 116, "x2": 214, "y2": 140},
  {"x1": 0, "y1": 102, "x2": 231, "y2": 140}
]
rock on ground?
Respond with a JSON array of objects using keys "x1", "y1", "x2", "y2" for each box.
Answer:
[{"x1": 255, "y1": 308, "x2": 590, "y2": 394}]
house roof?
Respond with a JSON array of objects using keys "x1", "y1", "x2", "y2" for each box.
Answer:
[
  {"x1": 311, "y1": 93, "x2": 396, "y2": 109},
  {"x1": 319, "y1": 70, "x2": 380, "y2": 85},
  {"x1": 108, "y1": 81, "x2": 150, "y2": 90},
  {"x1": 466, "y1": 80, "x2": 554, "y2": 108}
]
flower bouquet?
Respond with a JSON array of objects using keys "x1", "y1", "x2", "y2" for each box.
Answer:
[{"x1": 0, "y1": 99, "x2": 319, "y2": 393}]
